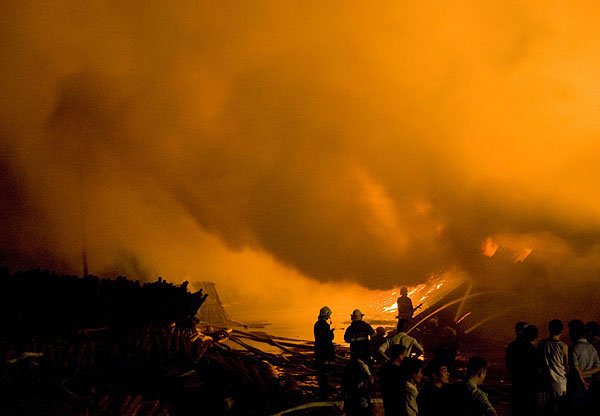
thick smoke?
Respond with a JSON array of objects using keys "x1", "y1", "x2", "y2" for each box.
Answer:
[{"x1": 2, "y1": 1, "x2": 600, "y2": 319}]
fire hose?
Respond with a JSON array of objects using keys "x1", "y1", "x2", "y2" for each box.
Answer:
[{"x1": 270, "y1": 398, "x2": 383, "y2": 416}]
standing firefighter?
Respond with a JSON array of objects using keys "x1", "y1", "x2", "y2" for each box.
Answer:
[
  {"x1": 314, "y1": 306, "x2": 335, "y2": 399},
  {"x1": 397, "y1": 287, "x2": 414, "y2": 320},
  {"x1": 345, "y1": 309, "x2": 376, "y2": 365}
]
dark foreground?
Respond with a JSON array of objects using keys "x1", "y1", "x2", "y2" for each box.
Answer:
[{"x1": 0, "y1": 269, "x2": 512, "y2": 415}]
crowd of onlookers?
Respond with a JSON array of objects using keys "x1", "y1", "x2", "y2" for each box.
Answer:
[
  {"x1": 315, "y1": 304, "x2": 600, "y2": 416},
  {"x1": 345, "y1": 312, "x2": 495, "y2": 416},
  {"x1": 506, "y1": 319, "x2": 600, "y2": 416}
]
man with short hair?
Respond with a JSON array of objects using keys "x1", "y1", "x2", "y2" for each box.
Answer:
[
  {"x1": 586, "y1": 321, "x2": 600, "y2": 415},
  {"x1": 586, "y1": 321, "x2": 600, "y2": 352},
  {"x1": 538, "y1": 319, "x2": 568, "y2": 415},
  {"x1": 398, "y1": 357, "x2": 423, "y2": 416},
  {"x1": 450, "y1": 356, "x2": 497, "y2": 416},
  {"x1": 418, "y1": 359, "x2": 451, "y2": 416},
  {"x1": 344, "y1": 309, "x2": 376, "y2": 365},
  {"x1": 506, "y1": 321, "x2": 528, "y2": 375},
  {"x1": 568, "y1": 319, "x2": 600, "y2": 414},
  {"x1": 505, "y1": 321, "x2": 529, "y2": 416},
  {"x1": 380, "y1": 344, "x2": 409, "y2": 416},
  {"x1": 379, "y1": 319, "x2": 424, "y2": 361},
  {"x1": 511, "y1": 325, "x2": 542, "y2": 416}
]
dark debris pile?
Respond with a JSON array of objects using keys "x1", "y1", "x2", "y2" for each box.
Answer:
[{"x1": 0, "y1": 269, "x2": 308, "y2": 415}]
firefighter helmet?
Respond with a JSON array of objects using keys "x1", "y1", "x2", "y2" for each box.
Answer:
[{"x1": 319, "y1": 306, "x2": 332, "y2": 319}]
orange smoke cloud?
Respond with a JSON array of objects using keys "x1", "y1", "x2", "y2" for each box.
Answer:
[{"x1": 2, "y1": 1, "x2": 600, "y2": 320}]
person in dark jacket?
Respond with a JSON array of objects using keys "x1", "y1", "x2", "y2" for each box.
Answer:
[
  {"x1": 314, "y1": 306, "x2": 335, "y2": 398},
  {"x1": 345, "y1": 309, "x2": 376, "y2": 365},
  {"x1": 449, "y1": 356, "x2": 497, "y2": 416},
  {"x1": 418, "y1": 359, "x2": 450, "y2": 416},
  {"x1": 343, "y1": 352, "x2": 374, "y2": 416},
  {"x1": 510, "y1": 325, "x2": 542, "y2": 416},
  {"x1": 568, "y1": 319, "x2": 600, "y2": 414},
  {"x1": 380, "y1": 344, "x2": 409, "y2": 415},
  {"x1": 506, "y1": 321, "x2": 528, "y2": 415}
]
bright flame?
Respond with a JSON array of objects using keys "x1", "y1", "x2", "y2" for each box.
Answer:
[
  {"x1": 482, "y1": 237, "x2": 499, "y2": 257},
  {"x1": 515, "y1": 247, "x2": 533, "y2": 263},
  {"x1": 366, "y1": 274, "x2": 462, "y2": 321}
]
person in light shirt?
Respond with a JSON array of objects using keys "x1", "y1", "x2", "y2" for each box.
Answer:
[
  {"x1": 538, "y1": 319, "x2": 568, "y2": 415},
  {"x1": 568, "y1": 319, "x2": 600, "y2": 414},
  {"x1": 379, "y1": 318, "x2": 424, "y2": 361}
]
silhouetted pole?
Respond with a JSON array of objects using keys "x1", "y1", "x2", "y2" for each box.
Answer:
[{"x1": 78, "y1": 138, "x2": 89, "y2": 278}]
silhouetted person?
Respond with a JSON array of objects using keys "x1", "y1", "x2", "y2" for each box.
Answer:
[
  {"x1": 343, "y1": 352, "x2": 374, "y2": 416},
  {"x1": 314, "y1": 306, "x2": 335, "y2": 399},
  {"x1": 397, "y1": 287, "x2": 414, "y2": 320},
  {"x1": 370, "y1": 326, "x2": 387, "y2": 364},
  {"x1": 568, "y1": 319, "x2": 600, "y2": 414},
  {"x1": 510, "y1": 325, "x2": 542, "y2": 416},
  {"x1": 506, "y1": 321, "x2": 528, "y2": 372},
  {"x1": 418, "y1": 359, "x2": 451, "y2": 416},
  {"x1": 506, "y1": 321, "x2": 528, "y2": 415},
  {"x1": 380, "y1": 344, "x2": 409, "y2": 416},
  {"x1": 345, "y1": 309, "x2": 375, "y2": 365},
  {"x1": 586, "y1": 321, "x2": 600, "y2": 414},
  {"x1": 538, "y1": 319, "x2": 568, "y2": 416},
  {"x1": 586, "y1": 321, "x2": 600, "y2": 351},
  {"x1": 422, "y1": 316, "x2": 440, "y2": 354},
  {"x1": 397, "y1": 357, "x2": 424, "y2": 416},
  {"x1": 434, "y1": 326, "x2": 459, "y2": 369},
  {"x1": 379, "y1": 319, "x2": 424, "y2": 361},
  {"x1": 450, "y1": 356, "x2": 497, "y2": 416}
]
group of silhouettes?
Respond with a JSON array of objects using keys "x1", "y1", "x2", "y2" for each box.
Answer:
[
  {"x1": 505, "y1": 319, "x2": 600, "y2": 416},
  {"x1": 313, "y1": 303, "x2": 495, "y2": 416},
  {"x1": 314, "y1": 298, "x2": 600, "y2": 416}
]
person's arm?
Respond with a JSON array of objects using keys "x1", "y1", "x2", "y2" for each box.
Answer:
[
  {"x1": 582, "y1": 366, "x2": 600, "y2": 376},
  {"x1": 412, "y1": 339, "x2": 425, "y2": 358},
  {"x1": 474, "y1": 388, "x2": 497, "y2": 416},
  {"x1": 574, "y1": 364, "x2": 590, "y2": 389},
  {"x1": 407, "y1": 386, "x2": 418, "y2": 416},
  {"x1": 582, "y1": 350, "x2": 600, "y2": 376},
  {"x1": 326, "y1": 321, "x2": 335, "y2": 341},
  {"x1": 344, "y1": 327, "x2": 351, "y2": 343},
  {"x1": 358, "y1": 359, "x2": 375, "y2": 384},
  {"x1": 571, "y1": 348, "x2": 590, "y2": 390},
  {"x1": 378, "y1": 339, "x2": 390, "y2": 361},
  {"x1": 367, "y1": 323, "x2": 375, "y2": 338}
]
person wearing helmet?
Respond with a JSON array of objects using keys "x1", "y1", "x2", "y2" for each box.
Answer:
[
  {"x1": 314, "y1": 306, "x2": 336, "y2": 398},
  {"x1": 344, "y1": 309, "x2": 376, "y2": 365},
  {"x1": 397, "y1": 287, "x2": 414, "y2": 320}
]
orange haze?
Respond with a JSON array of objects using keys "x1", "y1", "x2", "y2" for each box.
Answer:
[{"x1": 2, "y1": 1, "x2": 600, "y2": 328}]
